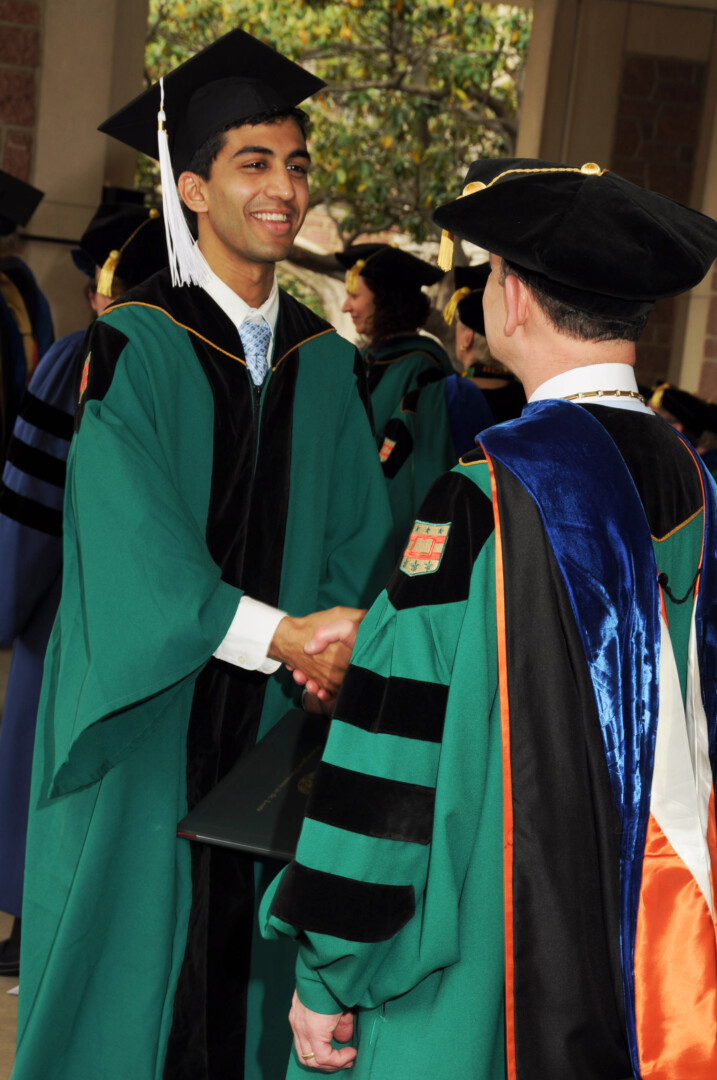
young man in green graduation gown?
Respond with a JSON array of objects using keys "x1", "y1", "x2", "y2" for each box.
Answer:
[
  {"x1": 13, "y1": 29, "x2": 393, "y2": 1080},
  {"x1": 263, "y1": 161, "x2": 717, "y2": 1079}
]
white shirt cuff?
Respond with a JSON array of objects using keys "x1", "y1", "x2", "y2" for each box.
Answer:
[{"x1": 213, "y1": 596, "x2": 287, "y2": 674}]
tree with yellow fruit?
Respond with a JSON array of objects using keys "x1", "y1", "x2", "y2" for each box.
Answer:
[{"x1": 145, "y1": 0, "x2": 532, "y2": 248}]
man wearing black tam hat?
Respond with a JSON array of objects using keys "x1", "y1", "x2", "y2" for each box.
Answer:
[
  {"x1": 0, "y1": 199, "x2": 168, "y2": 981},
  {"x1": 13, "y1": 29, "x2": 393, "y2": 1080},
  {"x1": 262, "y1": 161, "x2": 717, "y2": 1079}
]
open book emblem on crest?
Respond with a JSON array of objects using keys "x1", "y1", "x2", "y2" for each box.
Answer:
[{"x1": 400, "y1": 520, "x2": 451, "y2": 576}]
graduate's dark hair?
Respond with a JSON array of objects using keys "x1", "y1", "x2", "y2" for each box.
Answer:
[
  {"x1": 364, "y1": 278, "x2": 431, "y2": 345},
  {"x1": 181, "y1": 107, "x2": 310, "y2": 235},
  {"x1": 501, "y1": 259, "x2": 649, "y2": 344}
]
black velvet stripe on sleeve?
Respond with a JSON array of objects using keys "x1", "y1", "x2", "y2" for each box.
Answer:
[
  {"x1": 0, "y1": 483, "x2": 62, "y2": 535},
  {"x1": 20, "y1": 391, "x2": 74, "y2": 441},
  {"x1": 6, "y1": 435, "x2": 66, "y2": 488},
  {"x1": 334, "y1": 667, "x2": 448, "y2": 743},
  {"x1": 306, "y1": 762, "x2": 435, "y2": 844},
  {"x1": 387, "y1": 469, "x2": 494, "y2": 611},
  {"x1": 381, "y1": 417, "x2": 413, "y2": 478},
  {"x1": 270, "y1": 862, "x2": 416, "y2": 943}
]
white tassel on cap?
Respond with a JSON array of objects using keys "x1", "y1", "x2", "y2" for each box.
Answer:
[{"x1": 157, "y1": 76, "x2": 208, "y2": 288}]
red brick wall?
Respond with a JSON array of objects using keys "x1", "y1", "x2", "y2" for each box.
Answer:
[
  {"x1": 610, "y1": 54, "x2": 707, "y2": 388},
  {"x1": 0, "y1": 1, "x2": 41, "y2": 183}
]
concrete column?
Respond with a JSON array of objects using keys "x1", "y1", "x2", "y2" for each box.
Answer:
[{"x1": 23, "y1": 0, "x2": 148, "y2": 337}]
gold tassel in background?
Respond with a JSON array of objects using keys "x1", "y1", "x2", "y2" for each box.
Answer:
[
  {"x1": 96, "y1": 250, "x2": 120, "y2": 297},
  {"x1": 345, "y1": 259, "x2": 366, "y2": 295},
  {"x1": 442, "y1": 286, "x2": 471, "y2": 325},
  {"x1": 96, "y1": 208, "x2": 161, "y2": 298}
]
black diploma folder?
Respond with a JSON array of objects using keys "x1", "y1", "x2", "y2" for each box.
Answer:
[{"x1": 177, "y1": 709, "x2": 328, "y2": 862}]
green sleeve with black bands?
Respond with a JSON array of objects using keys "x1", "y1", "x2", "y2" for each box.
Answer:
[{"x1": 261, "y1": 459, "x2": 500, "y2": 1014}]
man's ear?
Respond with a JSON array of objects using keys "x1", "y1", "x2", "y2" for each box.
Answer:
[
  {"x1": 177, "y1": 172, "x2": 207, "y2": 215},
  {"x1": 503, "y1": 272, "x2": 529, "y2": 338}
]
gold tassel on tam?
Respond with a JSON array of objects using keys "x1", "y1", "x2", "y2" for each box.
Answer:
[
  {"x1": 345, "y1": 259, "x2": 365, "y2": 295},
  {"x1": 96, "y1": 208, "x2": 162, "y2": 298},
  {"x1": 442, "y1": 286, "x2": 471, "y2": 325},
  {"x1": 97, "y1": 250, "x2": 120, "y2": 297},
  {"x1": 437, "y1": 231, "x2": 454, "y2": 272},
  {"x1": 437, "y1": 180, "x2": 488, "y2": 272}
]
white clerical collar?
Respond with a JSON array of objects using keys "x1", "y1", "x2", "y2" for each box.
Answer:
[
  {"x1": 194, "y1": 241, "x2": 280, "y2": 348},
  {"x1": 529, "y1": 363, "x2": 653, "y2": 414}
]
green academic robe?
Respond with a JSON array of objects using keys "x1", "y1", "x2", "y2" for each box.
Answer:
[
  {"x1": 13, "y1": 271, "x2": 394, "y2": 1080},
  {"x1": 262, "y1": 404, "x2": 706, "y2": 1080},
  {"x1": 364, "y1": 333, "x2": 452, "y2": 444}
]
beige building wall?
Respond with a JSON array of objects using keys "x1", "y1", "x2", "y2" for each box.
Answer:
[
  {"x1": 23, "y1": 0, "x2": 149, "y2": 338},
  {"x1": 519, "y1": 0, "x2": 717, "y2": 391}
]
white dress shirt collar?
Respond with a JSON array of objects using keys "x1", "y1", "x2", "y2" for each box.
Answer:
[
  {"x1": 529, "y1": 363, "x2": 653, "y2": 414},
  {"x1": 194, "y1": 242, "x2": 280, "y2": 350}
]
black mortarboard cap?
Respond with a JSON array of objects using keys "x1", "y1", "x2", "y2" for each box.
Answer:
[
  {"x1": 99, "y1": 29, "x2": 325, "y2": 174},
  {"x1": 336, "y1": 243, "x2": 444, "y2": 293},
  {"x1": 0, "y1": 169, "x2": 44, "y2": 236},
  {"x1": 72, "y1": 204, "x2": 168, "y2": 293},
  {"x1": 432, "y1": 159, "x2": 717, "y2": 318}
]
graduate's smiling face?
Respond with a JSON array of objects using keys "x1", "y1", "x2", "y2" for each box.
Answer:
[{"x1": 181, "y1": 117, "x2": 311, "y2": 269}]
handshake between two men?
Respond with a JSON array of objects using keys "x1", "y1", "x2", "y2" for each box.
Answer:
[{"x1": 268, "y1": 607, "x2": 364, "y2": 711}]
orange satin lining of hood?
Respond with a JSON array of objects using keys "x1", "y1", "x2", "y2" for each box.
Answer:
[{"x1": 634, "y1": 797, "x2": 717, "y2": 1077}]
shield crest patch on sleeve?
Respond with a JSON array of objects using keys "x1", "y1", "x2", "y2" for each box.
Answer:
[
  {"x1": 379, "y1": 436, "x2": 397, "y2": 463},
  {"x1": 400, "y1": 520, "x2": 451, "y2": 576}
]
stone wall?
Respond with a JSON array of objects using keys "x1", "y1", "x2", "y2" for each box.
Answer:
[
  {"x1": 0, "y1": 0, "x2": 41, "y2": 184},
  {"x1": 610, "y1": 54, "x2": 707, "y2": 388}
]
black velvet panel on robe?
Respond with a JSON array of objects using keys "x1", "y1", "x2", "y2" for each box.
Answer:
[
  {"x1": 305, "y1": 761, "x2": 435, "y2": 844},
  {"x1": 271, "y1": 862, "x2": 416, "y2": 943},
  {"x1": 117, "y1": 274, "x2": 335, "y2": 1080},
  {"x1": 498, "y1": 407, "x2": 702, "y2": 1080}
]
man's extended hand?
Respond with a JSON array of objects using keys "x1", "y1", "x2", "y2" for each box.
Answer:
[
  {"x1": 289, "y1": 990, "x2": 356, "y2": 1071},
  {"x1": 290, "y1": 617, "x2": 364, "y2": 700},
  {"x1": 269, "y1": 608, "x2": 365, "y2": 699}
]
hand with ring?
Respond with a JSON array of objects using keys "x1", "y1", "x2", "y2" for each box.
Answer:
[{"x1": 289, "y1": 989, "x2": 357, "y2": 1071}]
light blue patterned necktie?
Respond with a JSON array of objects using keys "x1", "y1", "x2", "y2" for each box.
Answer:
[{"x1": 239, "y1": 317, "x2": 272, "y2": 386}]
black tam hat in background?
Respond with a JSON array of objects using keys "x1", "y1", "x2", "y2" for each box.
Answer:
[
  {"x1": 649, "y1": 384, "x2": 717, "y2": 440},
  {"x1": 0, "y1": 169, "x2": 44, "y2": 237},
  {"x1": 432, "y1": 159, "x2": 717, "y2": 319},
  {"x1": 99, "y1": 29, "x2": 324, "y2": 288},
  {"x1": 442, "y1": 263, "x2": 491, "y2": 334},
  {"x1": 72, "y1": 204, "x2": 168, "y2": 296},
  {"x1": 336, "y1": 243, "x2": 444, "y2": 295}
]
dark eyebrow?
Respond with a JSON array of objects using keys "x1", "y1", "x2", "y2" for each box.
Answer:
[{"x1": 231, "y1": 145, "x2": 312, "y2": 165}]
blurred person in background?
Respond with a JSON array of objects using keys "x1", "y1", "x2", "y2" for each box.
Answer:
[
  {"x1": 0, "y1": 201, "x2": 168, "y2": 978},
  {"x1": 0, "y1": 170, "x2": 53, "y2": 457},
  {"x1": 338, "y1": 243, "x2": 452, "y2": 442}
]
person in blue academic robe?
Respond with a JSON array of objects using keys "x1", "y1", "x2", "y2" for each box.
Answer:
[{"x1": 0, "y1": 201, "x2": 168, "y2": 976}]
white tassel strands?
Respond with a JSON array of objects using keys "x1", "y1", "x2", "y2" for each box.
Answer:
[{"x1": 157, "y1": 77, "x2": 208, "y2": 288}]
